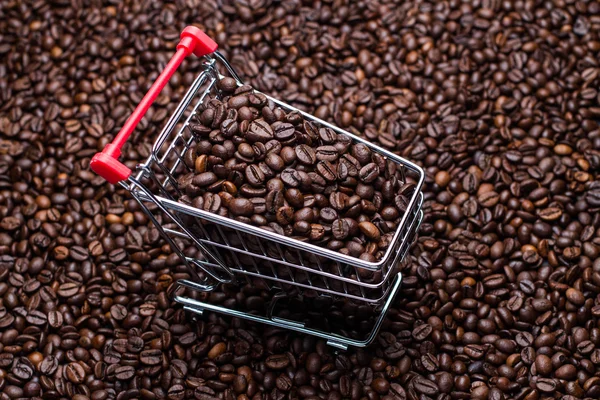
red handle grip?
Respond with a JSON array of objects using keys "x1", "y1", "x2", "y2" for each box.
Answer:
[{"x1": 91, "y1": 26, "x2": 218, "y2": 184}]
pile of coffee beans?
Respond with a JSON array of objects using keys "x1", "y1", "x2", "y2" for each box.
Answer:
[
  {"x1": 176, "y1": 77, "x2": 416, "y2": 263},
  {"x1": 1, "y1": 1, "x2": 600, "y2": 400}
]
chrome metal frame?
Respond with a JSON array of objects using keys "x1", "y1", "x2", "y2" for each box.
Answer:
[{"x1": 120, "y1": 52, "x2": 425, "y2": 347}]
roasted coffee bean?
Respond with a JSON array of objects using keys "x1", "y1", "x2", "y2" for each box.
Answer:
[
  {"x1": 218, "y1": 77, "x2": 238, "y2": 92},
  {"x1": 193, "y1": 172, "x2": 218, "y2": 187},
  {"x1": 359, "y1": 221, "x2": 380, "y2": 241},
  {"x1": 191, "y1": 154, "x2": 208, "y2": 174},
  {"x1": 229, "y1": 198, "x2": 254, "y2": 217},
  {"x1": 310, "y1": 224, "x2": 325, "y2": 241},
  {"x1": 280, "y1": 168, "x2": 303, "y2": 187},
  {"x1": 273, "y1": 122, "x2": 295, "y2": 141},
  {"x1": 332, "y1": 219, "x2": 350, "y2": 240},
  {"x1": 412, "y1": 324, "x2": 433, "y2": 341},
  {"x1": 412, "y1": 376, "x2": 439, "y2": 396},
  {"x1": 246, "y1": 119, "x2": 273, "y2": 142},
  {"x1": 265, "y1": 354, "x2": 289, "y2": 370},
  {"x1": 265, "y1": 152, "x2": 285, "y2": 171},
  {"x1": 389, "y1": 383, "x2": 407, "y2": 400},
  {"x1": 110, "y1": 304, "x2": 127, "y2": 320},
  {"x1": 115, "y1": 365, "x2": 136, "y2": 380},
  {"x1": 536, "y1": 378, "x2": 558, "y2": 393},
  {"x1": 245, "y1": 164, "x2": 265, "y2": 187},
  {"x1": 330, "y1": 192, "x2": 349, "y2": 211},
  {"x1": 276, "y1": 206, "x2": 294, "y2": 225},
  {"x1": 275, "y1": 374, "x2": 292, "y2": 392},
  {"x1": 359, "y1": 163, "x2": 380, "y2": 183},
  {"x1": 12, "y1": 357, "x2": 34, "y2": 380},
  {"x1": 228, "y1": 95, "x2": 249, "y2": 109},
  {"x1": 65, "y1": 362, "x2": 86, "y2": 384},
  {"x1": 319, "y1": 127, "x2": 337, "y2": 144},
  {"x1": 295, "y1": 144, "x2": 317, "y2": 165},
  {"x1": 315, "y1": 145, "x2": 339, "y2": 162},
  {"x1": 317, "y1": 161, "x2": 337, "y2": 182},
  {"x1": 266, "y1": 189, "x2": 285, "y2": 214}
]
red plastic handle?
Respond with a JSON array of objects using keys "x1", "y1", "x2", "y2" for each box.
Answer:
[{"x1": 91, "y1": 26, "x2": 218, "y2": 184}]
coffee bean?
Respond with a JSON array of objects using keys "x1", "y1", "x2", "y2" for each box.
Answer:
[
  {"x1": 168, "y1": 384, "x2": 185, "y2": 400},
  {"x1": 12, "y1": 357, "x2": 34, "y2": 380},
  {"x1": 566, "y1": 288, "x2": 585, "y2": 305},
  {"x1": 316, "y1": 161, "x2": 337, "y2": 182},
  {"x1": 275, "y1": 374, "x2": 291, "y2": 392},
  {"x1": 536, "y1": 378, "x2": 558, "y2": 393},
  {"x1": 412, "y1": 324, "x2": 432, "y2": 341},
  {"x1": 330, "y1": 192, "x2": 349, "y2": 211},
  {"x1": 521, "y1": 347, "x2": 535, "y2": 364},
  {"x1": 295, "y1": 144, "x2": 317, "y2": 165},
  {"x1": 306, "y1": 353, "x2": 321, "y2": 374},
  {"x1": 265, "y1": 152, "x2": 285, "y2": 171},
  {"x1": 389, "y1": 383, "x2": 407, "y2": 400},
  {"x1": 412, "y1": 376, "x2": 439, "y2": 396},
  {"x1": 352, "y1": 144, "x2": 372, "y2": 164},
  {"x1": 25, "y1": 310, "x2": 46, "y2": 325},
  {"x1": 276, "y1": 206, "x2": 294, "y2": 225},
  {"x1": 265, "y1": 354, "x2": 289, "y2": 370},
  {"x1": 65, "y1": 362, "x2": 86, "y2": 383},
  {"x1": 280, "y1": 168, "x2": 302, "y2": 187},
  {"x1": 359, "y1": 163, "x2": 380, "y2": 183},
  {"x1": 358, "y1": 221, "x2": 381, "y2": 241},
  {"x1": 110, "y1": 304, "x2": 127, "y2": 320},
  {"x1": 208, "y1": 342, "x2": 226, "y2": 359},
  {"x1": 115, "y1": 365, "x2": 135, "y2": 380},
  {"x1": 555, "y1": 364, "x2": 577, "y2": 380},
  {"x1": 193, "y1": 172, "x2": 218, "y2": 187},
  {"x1": 47, "y1": 310, "x2": 63, "y2": 328},
  {"x1": 218, "y1": 77, "x2": 238, "y2": 92},
  {"x1": 140, "y1": 349, "x2": 162, "y2": 365},
  {"x1": 57, "y1": 282, "x2": 79, "y2": 297},
  {"x1": 273, "y1": 122, "x2": 295, "y2": 141},
  {"x1": 464, "y1": 344, "x2": 485, "y2": 359},
  {"x1": 319, "y1": 127, "x2": 337, "y2": 144},
  {"x1": 315, "y1": 145, "x2": 339, "y2": 162},
  {"x1": 228, "y1": 198, "x2": 254, "y2": 216},
  {"x1": 228, "y1": 95, "x2": 249, "y2": 109},
  {"x1": 0, "y1": 312, "x2": 14, "y2": 328},
  {"x1": 246, "y1": 119, "x2": 273, "y2": 142},
  {"x1": 332, "y1": 219, "x2": 350, "y2": 240},
  {"x1": 535, "y1": 354, "x2": 552, "y2": 376},
  {"x1": 0, "y1": 353, "x2": 13, "y2": 369},
  {"x1": 539, "y1": 207, "x2": 562, "y2": 221}
]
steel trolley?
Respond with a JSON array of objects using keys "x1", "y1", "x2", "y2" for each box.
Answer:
[{"x1": 91, "y1": 27, "x2": 424, "y2": 349}]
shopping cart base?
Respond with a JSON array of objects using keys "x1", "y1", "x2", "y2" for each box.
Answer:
[{"x1": 173, "y1": 274, "x2": 403, "y2": 350}]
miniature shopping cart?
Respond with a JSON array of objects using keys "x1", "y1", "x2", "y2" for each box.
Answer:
[{"x1": 91, "y1": 27, "x2": 424, "y2": 349}]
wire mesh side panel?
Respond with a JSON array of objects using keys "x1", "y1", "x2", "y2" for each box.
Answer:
[{"x1": 149, "y1": 194, "x2": 423, "y2": 303}]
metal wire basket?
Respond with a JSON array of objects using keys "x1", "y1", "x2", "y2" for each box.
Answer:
[{"x1": 91, "y1": 27, "x2": 424, "y2": 349}]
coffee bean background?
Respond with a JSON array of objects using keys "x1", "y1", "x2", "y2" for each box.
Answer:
[{"x1": 1, "y1": 1, "x2": 600, "y2": 400}]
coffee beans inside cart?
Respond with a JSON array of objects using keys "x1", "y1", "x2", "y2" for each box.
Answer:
[{"x1": 176, "y1": 77, "x2": 417, "y2": 263}]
